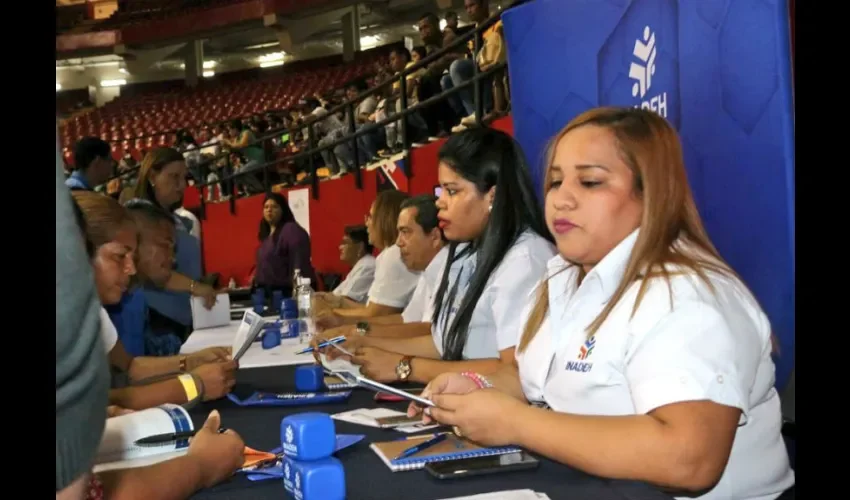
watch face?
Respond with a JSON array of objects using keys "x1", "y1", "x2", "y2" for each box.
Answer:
[{"x1": 396, "y1": 359, "x2": 411, "y2": 380}]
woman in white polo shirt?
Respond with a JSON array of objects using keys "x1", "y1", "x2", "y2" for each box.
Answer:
[
  {"x1": 411, "y1": 108, "x2": 794, "y2": 499},
  {"x1": 330, "y1": 225, "x2": 376, "y2": 303},
  {"x1": 315, "y1": 189, "x2": 420, "y2": 318},
  {"x1": 323, "y1": 128, "x2": 556, "y2": 384}
]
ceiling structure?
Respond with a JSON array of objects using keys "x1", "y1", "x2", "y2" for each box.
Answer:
[{"x1": 56, "y1": 0, "x2": 512, "y2": 91}]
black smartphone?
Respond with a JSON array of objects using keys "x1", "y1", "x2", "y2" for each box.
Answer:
[{"x1": 425, "y1": 451, "x2": 540, "y2": 479}]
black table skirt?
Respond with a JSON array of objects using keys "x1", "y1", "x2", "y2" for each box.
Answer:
[{"x1": 189, "y1": 365, "x2": 675, "y2": 500}]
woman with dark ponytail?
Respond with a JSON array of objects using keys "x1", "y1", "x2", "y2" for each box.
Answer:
[{"x1": 321, "y1": 128, "x2": 555, "y2": 383}]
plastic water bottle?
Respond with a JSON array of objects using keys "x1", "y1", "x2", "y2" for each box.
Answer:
[{"x1": 297, "y1": 277, "x2": 315, "y2": 343}]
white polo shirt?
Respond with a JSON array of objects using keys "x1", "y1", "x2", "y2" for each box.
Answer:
[
  {"x1": 99, "y1": 306, "x2": 118, "y2": 353},
  {"x1": 516, "y1": 230, "x2": 794, "y2": 500},
  {"x1": 367, "y1": 245, "x2": 420, "y2": 309},
  {"x1": 429, "y1": 230, "x2": 556, "y2": 360},
  {"x1": 333, "y1": 254, "x2": 376, "y2": 303},
  {"x1": 402, "y1": 246, "x2": 449, "y2": 323}
]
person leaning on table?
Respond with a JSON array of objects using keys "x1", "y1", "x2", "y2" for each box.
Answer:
[
  {"x1": 410, "y1": 107, "x2": 795, "y2": 500},
  {"x1": 72, "y1": 191, "x2": 238, "y2": 411},
  {"x1": 55, "y1": 156, "x2": 244, "y2": 500}
]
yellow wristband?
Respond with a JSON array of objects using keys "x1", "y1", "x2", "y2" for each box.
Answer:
[{"x1": 178, "y1": 373, "x2": 199, "y2": 402}]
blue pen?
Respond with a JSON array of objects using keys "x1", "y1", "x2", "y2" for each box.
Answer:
[
  {"x1": 295, "y1": 335, "x2": 347, "y2": 354},
  {"x1": 394, "y1": 433, "x2": 449, "y2": 460}
]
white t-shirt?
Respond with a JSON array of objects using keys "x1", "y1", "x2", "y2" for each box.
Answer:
[
  {"x1": 402, "y1": 246, "x2": 449, "y2": 323},
  {"x1": 174, "y1": 207, "x2": 201, "y2": 240},
  {"x1": 516, "y1": 230, "x2": 794, "y2": 500},
  {"x1": 333, "y1": 254, "x2": 377, "y2": 303},
  {"x1": 99, "y1": 306, "x2": 118, "y2": 353},
  {"x1": 367, "y1": 245, "x2": 421, "y2": 309},
  {"x1": 429, "y1": 231, "x2": 556, "y2": 360}
]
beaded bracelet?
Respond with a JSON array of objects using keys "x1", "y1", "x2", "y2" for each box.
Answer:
[{"x1": 460, "y1": 371, "x2": 493, "y2": 389}]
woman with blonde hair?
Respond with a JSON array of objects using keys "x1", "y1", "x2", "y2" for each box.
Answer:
[
  {"x1": 410, "y1": 108, "x2": 794, "y2": 499},
  {"x1": 133, "y1": 147, "x2": 217, "y2": 352},
  {"x1": 315, "y1": 188, "x2": 420, "y2": 318}
]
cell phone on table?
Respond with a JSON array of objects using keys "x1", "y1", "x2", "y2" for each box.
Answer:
[{"x1": 424, "y1": 451, "x2": 540, "y2": 479}]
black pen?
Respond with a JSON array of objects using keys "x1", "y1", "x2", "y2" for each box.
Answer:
[{"x1": 135, "y1": 427, "x2": 226, "y2": 445}]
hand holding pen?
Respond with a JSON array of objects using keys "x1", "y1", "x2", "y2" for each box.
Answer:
[
  {"x1": 186, "y1": 411, "x2": 245, "y2": 488},
  {"x1": 296, "y1": 335, "x2": 347, "y2": 355}
]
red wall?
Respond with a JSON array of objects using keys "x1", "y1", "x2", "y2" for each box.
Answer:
[{"x1": 194, "y1": 116, "x2": 513, "y2": 286}]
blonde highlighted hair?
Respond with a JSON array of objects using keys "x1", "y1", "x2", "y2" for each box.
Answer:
[
  {"x1": 371, "y1": 189, "x2": 410, "y2": 250},
  {"x1": 71, "y1": 191, "x2": 135, "y2": 249},
  {"x1": 133, "y1": 147, "x2": 186, "y2": 204},
  {"x1": 518, "y1": 107, "x2": 733, "y2": 352}
]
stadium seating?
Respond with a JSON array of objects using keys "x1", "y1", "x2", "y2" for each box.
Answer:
[{"x1": 59, "y1": 50, "x2": 387, "y2": 166}]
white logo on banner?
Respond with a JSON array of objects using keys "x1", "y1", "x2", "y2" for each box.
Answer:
[{"x1": 628, "y1": 25, "x2": 667, "y2": 117}]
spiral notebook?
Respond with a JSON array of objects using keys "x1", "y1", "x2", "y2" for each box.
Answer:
[
  {"x1": 93, "y1": 404, "x2": 193, "y2": 473},
  {"x1": 370, "y1": 433, "x2": 522, "y2": 472}
]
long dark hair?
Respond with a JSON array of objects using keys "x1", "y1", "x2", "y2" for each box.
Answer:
[
  {"x1": 432, "y1": 128, "x2": 552, "y2": 361},
  {"x1": 258, "y1": 192, "x2": 296, "y2": 241}
]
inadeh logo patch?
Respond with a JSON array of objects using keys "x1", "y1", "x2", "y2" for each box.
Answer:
[
  {"x1": 629, "y1": 26, "x2": 657, "y2": 99},
  {"x1": 595, "y1": 0, "x2": 680, "y2": 127},
  {"x1": 629, "y1": 25, "x2": 667, "y2": 117}
]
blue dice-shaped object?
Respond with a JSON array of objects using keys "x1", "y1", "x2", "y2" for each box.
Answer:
[
  {"x1": 261, "y1": 329, "x2": 281, "y2": 349},
  {"x1": 281, "y1": 412, "x2": 336, "y2": 461},
  {"x1": 283, "y1": 455, "x2": 345, "y2": 500},
  {"x1": 294, "y1": 365, "x2": 325, "y2": 392}
]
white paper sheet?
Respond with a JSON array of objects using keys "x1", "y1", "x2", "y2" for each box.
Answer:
[
  {"x1": 191, "y1": 293, "x2": 231, "y2": 330},
  {"x1": 181, "y1": 321, "x2": 316, "y2": 369},
  {"x1": 288, "y1": 188, "x2": 311, "y2": 235},
  {"x1": 438, "y1": 491, "x2": 551, "y2": 500}
]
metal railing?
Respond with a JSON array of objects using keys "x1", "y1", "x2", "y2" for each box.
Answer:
[{"x1": 96, "y1": 6, "x2": 512, "y2": 219}]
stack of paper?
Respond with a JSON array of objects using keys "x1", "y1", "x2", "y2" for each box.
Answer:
[{"x1": 438, "y1": 491, "x2": 551, "y2": 500}]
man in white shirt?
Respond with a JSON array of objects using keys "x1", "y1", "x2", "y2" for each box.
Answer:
[{"x1": 316, "y1": 195, "x2": 445, "y2": 336}]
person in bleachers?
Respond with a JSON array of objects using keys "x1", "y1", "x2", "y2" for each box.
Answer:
[
  {"x1": 324, "y1": 225, "x2": 377, "y2": 304},
  {"x1": 387, "y1": 47, "x2": 430, "y2": 152},
  {"x1": 320, "y1": 82, "x2": 377, "y2": 174},
  {"x1": 411, "y1": 108, "x2": 795, "y2": 500},
  {"x1": 443, "y1": 0, "x2": 507, "y2": 130},
  {"x1": 417, "y1": 12, "x2": 466, "y2": 136},
  {"x1": 411, "y1": 45, "x2": 427, "y2": 64},
  {"x1": 56, "y1": 158, "x2": 244, "y2": 500},
  {"x1": 175, "y1": 129, "x2": 202, "y2": 182},
  {"x1": 315, "y1": 189, "x2": 420, "y2": 319},
  {"x1": 134, "y1": 147, "x2": 218, "y2": 353},
  {"x1": 254, "y1": 192, "x2": 316, "y2": 298},
  {"x1": 318, "y1": 129, "x2": 555, "y2": 384},
  {"x1": 72, "y1": 191, "x2": 237, "y2": 410},
  {"x1": 444, "y1": 10, "x2": 474, "y2": 39},
  {"x1": 66, "y1": 136, "x2": 115, "y2": 191},
  {"x1": 315, "y1": 195, "x2": 448, "y2": 340},
  {"x1": 223, "y1": 119, "x2": 265, "y2": 194}
]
